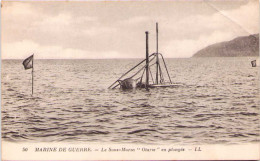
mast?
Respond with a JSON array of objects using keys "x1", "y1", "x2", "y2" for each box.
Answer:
[
  {"x1": 145, "y1": 31, "x2": 149, "y2": 90},
  {"x1": 156, "y1": 22, "x2": 159, "y2": 84}
]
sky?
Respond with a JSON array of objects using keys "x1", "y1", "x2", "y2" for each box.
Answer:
[{"x1": 1, "y1": 0, "x2": 259, "y2": 59}]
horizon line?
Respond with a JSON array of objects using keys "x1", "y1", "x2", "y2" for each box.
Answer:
[{"x1": 3, "y1": 56, "x2": 259, "y2": 60}]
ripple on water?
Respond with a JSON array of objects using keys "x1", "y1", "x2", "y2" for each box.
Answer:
[{"x1": 1, "y1": 58, "x2": 259, "y2": 144}]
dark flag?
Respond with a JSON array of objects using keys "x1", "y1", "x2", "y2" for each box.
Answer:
[
  {"x1": 22, "y1": 54, "x2": 34, "y2": 95},
  {"x1": 251, "y1": 60, "x2": 257, "y2": 67},
  {"x1": 22, "y1": 54, "x2": 33, "y2": 70}
]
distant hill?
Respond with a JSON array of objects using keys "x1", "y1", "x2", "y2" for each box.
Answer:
[{"x1": 192, "y1": 34, "x2": 259, "y2": 57}]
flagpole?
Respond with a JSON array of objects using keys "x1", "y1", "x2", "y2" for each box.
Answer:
[{"x1": 32, "y1": 54, "x2": 34, "y2": 96}]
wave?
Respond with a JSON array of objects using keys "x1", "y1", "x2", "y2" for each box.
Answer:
[{"x1": 128, "y1": 129, "x2": 158, "y2": 134}]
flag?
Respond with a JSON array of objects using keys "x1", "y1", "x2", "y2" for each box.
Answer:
[{"x1": 22, "y1": 54, "x2": 33, "y2": 70}]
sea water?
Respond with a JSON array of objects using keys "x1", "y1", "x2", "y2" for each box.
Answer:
[{"x1": 1, "y1": 57, "x2": 259, "y2": 144}]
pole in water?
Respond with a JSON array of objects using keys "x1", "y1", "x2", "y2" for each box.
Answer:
[
  {"x1": 156, "y1": 22, "x2": 159, "y2": 85},
  {"x1": 145, "y1": 31, "x2": 149, "y2": 90},
  {"x1": 32, "y1": 54, "x2": 34, "y2": 96}
]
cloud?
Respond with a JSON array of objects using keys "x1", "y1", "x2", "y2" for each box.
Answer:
[
  {"x1": 82, "y1": 26, "x2": 117, "y2": 36},
  {"x1": 38, "y1": 13, "x2": 72, "y2": 26},
  {"x1": 220, "y1": 0, "x2": 259, "y2": 34},
  {"x1": 1, "y1": 1, "x2": 259, "y2": 59},
  {"x1": 3, "y1": 2, "x2": 34, "y2": 17},
  {"x1": 163, "y1": 31, "x2": 234, "y2": 58},
  {"x1": 160, "y1": 0, "x2": 259, "y2": 57},
  {"x1": 2, "y1": 40, "x2": 39, "y2": 59},
  {"x1": 119, "y1": 16, "x2": 150, "y2": 25},
  {"x1": 2, "y1": 40, "x2": 122, "y2": 59}
]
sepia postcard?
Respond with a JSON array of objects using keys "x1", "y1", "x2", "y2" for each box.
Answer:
[{"x1": 1, "y1": 0, "x2": 259, "y2": 160}]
